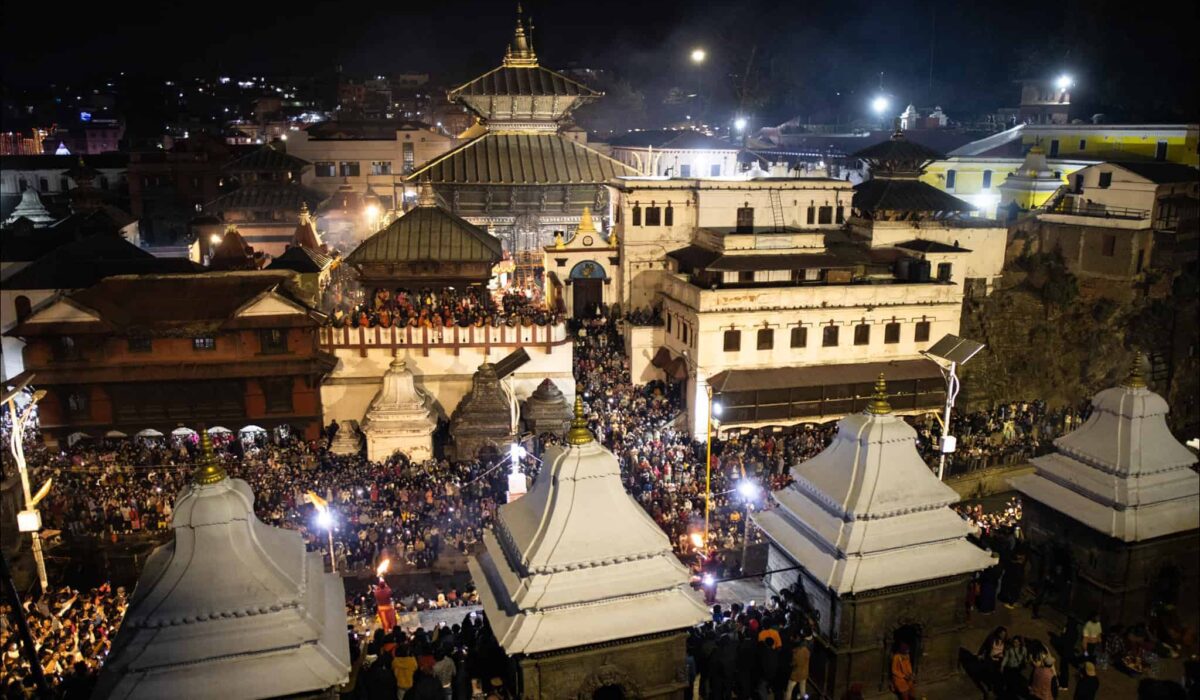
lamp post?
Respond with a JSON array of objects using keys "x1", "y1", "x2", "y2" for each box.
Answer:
[
  {"x1": 690, "y1": 48, "x2": 706, "y2": 122},
  {"x1": 737, "y1": 479, "x2": 760, "y2": 573},
  {"x1": 309, "y1": 490, "x2": 337, "y2": 573},
  {"x1": 5, "y1": 385, "x2": 51, "y2": 592},
  {"x1": 703, "y1": 389, "x2": 721, "y2": 550}
]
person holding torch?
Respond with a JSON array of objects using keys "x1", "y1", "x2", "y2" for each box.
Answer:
[{"x1": 372, "y1": 559, "x2": 396, "y2": 632}]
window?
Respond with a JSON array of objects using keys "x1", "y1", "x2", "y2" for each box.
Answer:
[
  {"x1": 738, "y1": 271, "x2": 755, "y2": 283},
  {"x1": 263, "y1": 378, "x2": 294, "y2": 413},
  {"x1": 915, "y1": 321, "x2": 931, "y2": 342},
  {"x1": 128, "y1": 335, "x2": 152, "y2": 353},
  {"x1": 723, "y1": 330, "x2": 741, "y2": 351},
  {"x1": 1078, "y1": 139, "x2": 1087, "y2": 151},
  {"x1": 818, "y1": 206, "x2": 833, "y2": 224},
  {"x1": 822, "y1": 325, "x2": 839, "y2": 347},
  {"x1": 60, "y1": 177, "x2": 69, "y2": 191},
  {"x1": 14, "y1": 295, "x2": 31, "y2": 322},
  {"x1": 736, "y1": 206, "x2": 754, "y2": 232},
  {"x1": 790, "y1": 326, "x2": 808, "y2": 348},
  {"x1": 982, "y1": 170, "x2": 993, "y2": 189},
  {"x1": 339, "y1": 161, "x2": 360, "y2": 177},
  {"x1": 1098, "y1": 172, "x2": 1112, "y2": 189},
  {"x1": 945, "y1": 170, "x2": 957, "y2": 189},
  {"x1": 53, "y1": 336, "x2": 79, "y2": 361},
  {"x1": 1102, "y1": 234, "x2": 1116, "y2": 256},
  {"x1": 679, "y1": 164, "x2": 692, "y2": 177},
  {"x1": 370, "y1": 161, "x2": 392, "y2": 175},
  {"x1": 632, "y1": 205, "x2": 642, "y2": 226},
  {"x1": 853, "y1": 324, "x2": 870, "y2": 346},
  {"x1": 1073, "y1": 174, "x2": 1084, "y2": 194},
  {"x1": 836, "y1": 206, "x2": 845, "y2": 224},
  {"x1": 1049, "y1": 139, "x2": 1060, "y2": 157},
  {"x1": 666, "y1": 314, "x2": 672, "y2": 333},
  {"x1": 681, "y1": 324, "x2": 689, "y2": 345},
  {"x1": 645, "y1": 206, "x2": 662, "y2": 226},
  {"x1": 66, "y1": 390, "x2": 89, "y2": 417},
  {"x1": 17, "y1": 178, "x2": 27, "y2": 192},
  {"x1": 664, "y1": 205, "x2": 674, "y2": 226},
  {"x1": 937, "y1": 262, "x2": 952, "y2": 281},
  {"x1": 755, "y1": 328, "x2": 774, "y2": 350},
  {"x1": 99, "y1": 176, "x2": 109, "y2": 190},
  {"x1": 260, "y1": 328, "x2": 287, "y2": 354},
  {"x1": 315, "y1": 162, "x2": 335, "y2": 177},
  {"x1": 39, "y1": 177, "x2": 48, "y2": 192},
  {"x1": 806, "y1": 205, "x2": 816, "y2": 224},
  {"x1": 710, "y1": 163, "x2": 721, "y2": 176},
  {"x1": 1155, "y1": 141, "x2": 1168, "y2": 161},
  {"x1": 193, "y1": 336, "x2": 216, "y2": 351},
  {"x1": 402, "y1": 142, "x2": 415, "y2": 173},
  {"x1": 884, "y1": 322, "x2": 900, "y2": 344}
]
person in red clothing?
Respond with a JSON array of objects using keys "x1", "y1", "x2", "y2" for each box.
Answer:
[{"x1": 373, "y1": 579, "x2": 397, "y2": 633}]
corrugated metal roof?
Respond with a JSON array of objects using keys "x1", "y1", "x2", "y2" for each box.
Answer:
[
  {"x1": 267, "y1": 245, "x2": 333, "y2": 273},
  {"x1": 852, "y1": 134, "x2": 946, "y2": 163},
  {"x1": 607, "y1": 129, "x2": 736, "y2": 150},
  {"x1": 206, "y1": 183, "x2": 321, "y2": 212},
  {"x1": 223, "y1": 146, "x2": 309, "y2": 172},
  {"x1": 450, "y1": 66, "x2": 600, "y2": 98},
  {"x1": 710, "y1": 359, "x2": 941, "y2": 394},
  {"x1": 408, "y1": 132, "x2": 636, "y2": 185},
  {"x1": 852, "y1": 179, "x2": 976, "y2": 213},
  {"x1": 346, "y1": 206, "x2": 502, "y2": 265}
]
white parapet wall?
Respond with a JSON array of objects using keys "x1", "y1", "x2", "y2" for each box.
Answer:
[{"x1": 320, "y1": 323, "x2": 575, "y2": 427}]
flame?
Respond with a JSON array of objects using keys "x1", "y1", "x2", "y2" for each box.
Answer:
[
  {"x1": 376, "y1": 558, "x2": 391, "y2": 578},
  {"x1": 690, "y1": 532, "x2": 704, "y2": 549}
]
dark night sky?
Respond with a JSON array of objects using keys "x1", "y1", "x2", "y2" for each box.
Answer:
[{"x1": 5, "y1": 0, "x2": 1197, "y2": 122}]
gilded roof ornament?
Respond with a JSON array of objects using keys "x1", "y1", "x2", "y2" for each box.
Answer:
[
  {"x1": 566, "y1": 394, "x2": 594, "y2": 445},
  {"x1": 576, "y1": 206, "x2": 596, "y2": 235},
  {"x1": 866, "y1": 373, "x2": 893, "y2": 415},
  {"x1": 417, "y1": 178, "x2": 437, "y2": 208},
  {"x1": 503, "y1": 3, "x2": 538, "y2": 67},
  {"x1": 1124, "y1": 351, "x2": 1147, "y2": 389},
  {"x1": 193, "y1": 427, "x2": 228, "y2": 485}
]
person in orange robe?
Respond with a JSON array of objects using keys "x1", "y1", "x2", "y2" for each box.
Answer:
[
  {"x1": 890, "y1": 644, "x2": 916, "y2": 700},
  {"x1": 374, "y1": 579, "x2": 397, "y2": 633}
]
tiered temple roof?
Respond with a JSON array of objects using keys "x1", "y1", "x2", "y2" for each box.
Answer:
[
  {"x1": 469, "y1": 397, "x2": 708, "y2": 655},
  {"x1": 1010, "y1": 356, "x2": 1199, "y2": 542},
  {"x1": 753, "y1": 376, "x2": 994, "y2": 594}
]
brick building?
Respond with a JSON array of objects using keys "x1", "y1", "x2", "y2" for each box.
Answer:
[{"x1": 8, "y1": 271, "x2": 335, "y2": 444}]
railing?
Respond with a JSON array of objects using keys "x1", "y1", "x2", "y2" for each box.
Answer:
[
  {"x1": 1046, "y1": 198, "x2": 1150, "y2": 221},
  {"x1": 319, "y1": 323, "x2": 571, "y2": 357}
]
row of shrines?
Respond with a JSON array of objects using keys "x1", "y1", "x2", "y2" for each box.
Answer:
[{"x1": 90, "y1": 359, "x2": 1197, "y2": 698}]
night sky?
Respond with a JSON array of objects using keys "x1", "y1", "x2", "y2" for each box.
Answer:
[{"x1": 5, "y1": 0, "x2": 1197, "y2": 123}]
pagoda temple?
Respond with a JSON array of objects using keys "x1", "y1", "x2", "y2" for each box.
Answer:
[
  {"x1": 753, "y1": 376, "x2": 994, "y2": 698},
  {"x1": 408, "y1": 6, "x2": 636, "y2": 278},
  {"x1": 346, "y1": 180, "x2": 501, "y2": 288},
  {"x1": 93, "y1": 430, "x2": 349, "y2": 699},
  {"x1": 1010, "y1": 355, "x2": 1199, "y2": 625},
  {"x1": 469, "y1": 397, "x2": 708, "y2": 698}
]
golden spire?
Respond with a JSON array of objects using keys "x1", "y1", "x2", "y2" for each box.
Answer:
[
  {"x1": 417, "y1": 177, "x2": 437, "y2": 207},
  {"x1": 503, "y1": 3, "x2": 538, "y2": 67},
  {"x1": 577, "y1": 206, "x2": 596, "y2": 235},
  {"x1": 866, "y1": 373, "x2": 892, "y2": 415},
  {"x1": 299, "y1": 200, "x2": 310, "y2": 223},
  {"x1": 1124, "y1": 351, "x2": 1147, "y2": 389},
  {"x1": 193, "y1": 427, "x2": 228, "y2": 486},
  {"x1": 566, "y1": 394, "x2": 594, "y2": 445}
]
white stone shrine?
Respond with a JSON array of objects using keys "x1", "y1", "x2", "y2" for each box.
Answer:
[
  {"x1": 469, "y1": 396, "x2": 707, "y2": 698},
  {"x1": 361, "y1": 358, "x2": 437, "y2": 462},
  {"x1": 93, "y1": 431, "x2": 349, "y2": 699}
]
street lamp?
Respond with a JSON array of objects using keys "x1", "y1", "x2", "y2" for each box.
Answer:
[
  {"x1": 308, "y1": 491, "x2": 337, "y2": 573},
  {"x1": 703, "y1": 389, "x2": 722, "y2": 551},
  {"x1": 5, "y1": 382, "x2": 51, "y2": 593},
  {"x1": 1055, "y1": 74, "x2": 1073, "y2": 90},
  {"x1": 690, "y1": 48, "x2": 706, "y2": 64},
  {"x1": 737, "y1": 480, "x2": 761, "y2": 572},
  {"x1": 871, "y1": 96, "x2": 890, "y2": 115},
  {"x1": 733, "y1": 117, "x2": 748, "y2": 132}
]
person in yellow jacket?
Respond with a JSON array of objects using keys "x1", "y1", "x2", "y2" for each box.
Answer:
[
  {"x1": 391, "y1": 642, "x2": 417, "y2": 699},
  {"x1": 786, "y1": 631, "x2": 811, "y2": 699}
]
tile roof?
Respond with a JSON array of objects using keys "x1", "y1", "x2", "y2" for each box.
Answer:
[
  {"x1": 449, "y1": 66, "x2": 600, "y2": 98},
  {"x1": 346, "y1": 205, "x2": 502, "y2": 265},
  {"x1": 205, "y1": 182, "x2": 321, "y2": 212},
  {"x1": 407, "y1": 132, "x2": 636, "y2": 185},
  {"x1": 852, "y1": 178, "x2": 976, "y2": 213},
  {"x1": 223, "y1": 146, "x2": 309, "y2": 172}
]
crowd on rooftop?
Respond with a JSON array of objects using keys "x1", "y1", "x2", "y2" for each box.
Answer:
[{"x1": 324, "y1": 285, "x2": 561, "y2": 330}]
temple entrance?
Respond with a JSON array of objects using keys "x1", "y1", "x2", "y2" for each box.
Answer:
[
  {"x1": 888, "y1": 623, "x2": 924, "y2": 676},
  {"x1": 593, "y1": 685, "x2": 626, "y2": 700},
  {"x1": 573, "y1": 278, "x2": 602, "y2": 318}
]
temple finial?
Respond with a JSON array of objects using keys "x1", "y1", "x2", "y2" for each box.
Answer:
[
  {"x1": 503, "y1": 3, "x2": 538, "y2": 66},
  {"x1": 417, "y1": 177, "x2": 437, "y2": 207},
  {"x1": 193, "y1": 427, "x2": 228, "y2": 485},
  {"x1": 1124, "y1": 351, "x2": 1147, "y2": 389},
  {"x1": 866, "y1": 373, "x2": 892, "y2": 415},
  {"x1": 566, "y1": 394, "x2": 594, "y2": 445},
  {"x1": 577, "y1": 206, "x2": 596, "y2": 235}
]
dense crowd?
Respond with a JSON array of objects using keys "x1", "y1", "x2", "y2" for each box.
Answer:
[
  {"x1": 913, "y1": 399, "x2": 1092, "y2": 476},
  {"x1": 0, "y1": 584, "x2": 126, "y2": 699},
  {"x1": 324, "y1": 285, "x2": 561, "y2": 329}
]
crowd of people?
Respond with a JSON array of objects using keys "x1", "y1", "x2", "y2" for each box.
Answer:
[
  {"x1": 912, "y1": 399, "x2": 1092, "y2": 476},
  {"x1": 0, "y1": 584, "x2": 126, "y2": 698},
  {"x1": 324, "y1": 285, "x2": 561, "y2": 329}
]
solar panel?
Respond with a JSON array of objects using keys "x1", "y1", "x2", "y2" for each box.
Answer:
[
  {"x1": 924, "y1": 334, "x2": 985, "y2": 365},
  {"x1": 494, "y1": 348, "x2": 531, "y2": 380}
]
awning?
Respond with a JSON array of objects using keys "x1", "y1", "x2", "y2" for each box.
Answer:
[
  {"x1": 650, "y1": 347, "x2": 673, "y2": 369},
  {"x1": 665, "y1": 357, "x2": 690, "y2": 382},
  {"x1": 709, "y1": 359, "x2": 941, "y2": 394}
]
